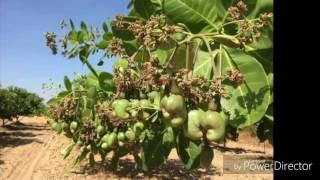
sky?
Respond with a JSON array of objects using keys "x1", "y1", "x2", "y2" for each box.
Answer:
[{"x1": 0, "y1": 0, "x2": 129, "y2": 102}]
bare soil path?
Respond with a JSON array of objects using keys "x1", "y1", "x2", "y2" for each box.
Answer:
[{"x1": 0, "y1": 117, "x2": 273, "y2": 180}]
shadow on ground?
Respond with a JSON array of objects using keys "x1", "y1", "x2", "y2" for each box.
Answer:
[{"x1": 74, "y1": 158, "x2": 221, "y2": 179}]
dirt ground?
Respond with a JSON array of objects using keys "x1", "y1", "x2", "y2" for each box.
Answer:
[{"x1": 0, "y1": 117, "x2": 273, "y2": 180}]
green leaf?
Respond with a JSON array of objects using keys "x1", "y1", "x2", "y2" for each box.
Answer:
[
  {"x1": 61, "y1": 142, "x2": 75, "y2": 159},
  {"x1": 103, "y1": 32, "x2": 113, "y2": 41},
  {"x1": 99, "y1": 72, "x2": 115, "y2": 92},
  {"x1": 69, "y1": 150, "x2": 88, "y2": 171},
  {"x1": 47, "y1": 97, "x2": 59, "y2": 106},
  {"x1": 77, "y1": 31, "x2": 88, "y2": 44},
  {"x1": 80, "y1": 21, "x2": 87, "y2": 31},
  {"x1": 133, "y1": 0, "x2": 162, "y2": 19},
  {"x1": 167, "y1": 40, "x2": 200, "y2": 71},
  {"x1": 64, "y1": 76, "x2": 72, "y2": 91},
  {"x1": 151, "y1": 48, "x2": 169, "y2": 65},
  {"x1": 221, "y1": 48, "x2": 271, "y2": 129},
  {"x1": 69, "y1": 19, "x2": 75, "y2": 30},
  {"x1": 87, "y1": 87, "x2": 97, "y2": 109},
  {"x1": 192, "y1": 50, "x2": 218, "y2": 79},
  {"x1": 162, "y1": 127, "x2": 174, "y2": 149},
  {"x1": 102, "y1": 22, "x2": 109, "y2": 32},
  {"x1": 113, "y1": 58, "x2": 128, "y2": 69},
  {"x1": 96, "y1": 40, "x2": 110, "y2": 49},
  {"x1": 163, "y1": 0, "x2": 232, "y2": 33},
  {"x1": 97, "y1": 60, "x2": 104, "y2": 66},
  {"x1": 176, "y1": 133, "x2": 201, "y2": 169}
]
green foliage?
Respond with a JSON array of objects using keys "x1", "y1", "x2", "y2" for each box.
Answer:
[
  {"x1": 0, "y1": 86, "x2": 45, "y2": 125},
  {"x1": 44, "y1": 0, "x2": 273, "y2": 172}
]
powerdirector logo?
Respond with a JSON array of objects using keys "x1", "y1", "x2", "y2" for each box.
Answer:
[{"x1": 223, "y1": 155, "x2": 313, "y2": 174}]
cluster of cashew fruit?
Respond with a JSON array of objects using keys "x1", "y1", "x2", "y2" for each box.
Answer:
[{"x1": 111, "y1": 91, "x2": 226, "y2": 143}]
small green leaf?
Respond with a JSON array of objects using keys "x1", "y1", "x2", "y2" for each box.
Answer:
[
  {"x1": 64, "y1": 76, "x2": 72, "y2": 91},
  {"x1": 97, "y1": 60, "x2": 104, "y2": 66},
  {"x1": 102, "y1": 22, "x2": 109, "y2": 32},
  {"x1": 69, "y1": 19, "x2": 75, "y2": 30},
  {"x1": 69, "y1": 150, "x2": 88, "y2": 171},
  {"x1": 96, "y1": 39, "x2": 110, "y2": 49},
  {"x1": 99, "y1": 72, "x2": 115, "y2": 92},
  {"x1": 103, "y1": 32, "x2": 113, "y2": 41},
  {"x1": 113, "y1": 58, "x2": 128, "y2": 69},
  {"x1": 80, "y1": 21, "x2": 87, "y2": 31},
  {"x1": 61, "y1": 142, "x2": 75, "y2": 159}
]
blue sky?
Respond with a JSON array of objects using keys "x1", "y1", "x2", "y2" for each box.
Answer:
[{"x1": 0, "y1": 0, "x2": 129, "y2": 101}]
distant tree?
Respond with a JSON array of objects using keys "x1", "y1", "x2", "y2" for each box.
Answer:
[{"x1": 0, "y1": 86, "x2": 45, "y2": 126}]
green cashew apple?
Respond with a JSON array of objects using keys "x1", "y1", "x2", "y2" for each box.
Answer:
[
  {"x1": 148, "y1": 91, "x2": 160, "y2": 106},
  {"x1": 161, "y1": 94, "x2": 187, "y2": 128},
  {"x1": 112, "y1": 99, "x2": 130, "y2": 119},
  {"x1": 101, "y1": 142, "x2": 108, "y2": 150},
  {"x1": 133, "y1": 122, "x2": 144, "y2": 136},
  {"x1": 52, "y1": 122, "x2": 62, "y2": 134},
  {"x1": 61, "y1": 122, "x2": 69, "y2": 131},
  {"x1": 201, "y1": 111, "x2": 226, "y2": 142},
  {"x1": 107, "y1": 132, "x2": 117, "y2": 146},
  {"x1": 96, "y1": 125, "x2": 105, "y2": 136},
  {"x1": 125, "y1": 128, "x2": 135, "y2": 141},
  {"x1": 139, "y1": 99, "x2": 152, "y2": 108},
  {"x1": 118, "y1": 141, "x2": 124, "y2": 147},
  {"x1": 117, "y1": 132, "x2": 126, "y2": 141},
  {"x1": 186, "y1": 109, "x2": 204, "y2": 140},
  {"x1": 102, "y1": 133, "x2": 109, "y2": 142},
  {"x1": 70, "y1": 121, "x2": 78, "y2": 130},
  {"x1": 130, "y1": 99, "x2": 140, "y2": 107}
]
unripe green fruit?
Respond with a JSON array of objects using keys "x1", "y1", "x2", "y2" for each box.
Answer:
[
  {"x1": 107, "y1": 132, "x2": 117, "y2": 146},
  {"x1": 96, "y1": 125, "x2": 105, "y2": 136},
  {"x1": 101, "y1": 142, "x2": 108, "y2": 150},
  {"x1": 77, "y1": 140, "x2": 83, "y2": 146},
  {"x1": 148, "y1": 91, "x2": 160, "y2": 106},
  {"x1": 133, "y1": 122, "x2": 144, "y2": 133},
  {"x1": 171, "y1": 117, "x2": 184, "y2": 128},
  {"x1": 201, "y1": 111, "x2": 226, "y2": 142},
  {"x1": 117, "y1": 132, "x2": 126, "y2": 141},
  {"x1": 118, "y1": 141, "x2": 124, "y2": 147},
  {"x1": 70, "y1": 121, "x2": 78, "y2": 130},
  {"x1": 163, "y1": 94, "x2": 186, "y2": 113},
  {"x1": 52, "y1": 122, "x2": 62, "y2": 133},
  {"x1": 125, "y1": 129, "x2": 135, "y2": 141},
  {"x1": 80, "y1": 146, "x2": 86, "y2": 153},
  {"x1": 129, "y1": 109, "x2": 138, "y2": 118},
  {"x1": 139, "y1": 99, "x2": 152, "y2": 108},
  {"x1": 102, "y1": 134, "x2": 109, "y2": 142},
  {"x1": 162, "y1": 109, "x2": 170, "y2": 118},
  {"x1": 86, "y1": 145, "x2": 92, "y2": 151},
  {"x1": 112, "y1": 99, "x2": 130, "y2": 119},
  {"x1": 61, "y1": 122, "x2": 69, "y2": 131},
  {"x1": 130, "y1": 99, "x2": 140, "y2": 107},
  {"x1": 142, "y1": 111, "x2": 150, "y2": 120},
  {"x1": 186, "y1": 110, "x2": 204, "y2": 141}
]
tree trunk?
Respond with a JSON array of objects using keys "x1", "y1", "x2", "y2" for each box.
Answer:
[{"x1": 2, "y1": 119, "x2": 5, "y2": 127}]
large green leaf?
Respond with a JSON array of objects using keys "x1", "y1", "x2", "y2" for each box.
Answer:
[
  {"x1": 176, "y1": 133, "x2": 201, "y2": 170},
  {"x1": 98, "y1": 72, "x2": 115, "y2": 92},
  {"x1": 192, "y1": 50, "x2": 218, "y2": 79},
  {"x1": 163, "y1": 0, "x2": 232, "y2": 33},
  {"x1": 133, "y1": 0, "x2": 162, "y2": 19},
  {"x1": 221, "y1": 48, "x2": 271, "y2": 129},
  {"x1": 64, "y1": 76, "x2": 72, "y2": 91}
]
